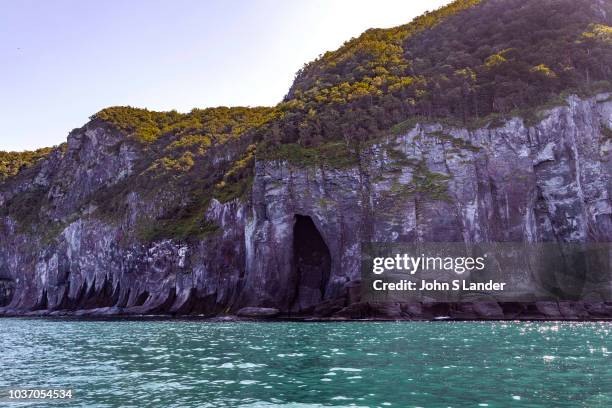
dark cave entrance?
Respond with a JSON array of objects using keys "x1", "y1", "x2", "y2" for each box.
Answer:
[
  {"x1": 0, "y1": 279, "x2": 15, "y2": 308},
  {"x1": 291, "y1": 215, "x2": 331, "y2": 312}
]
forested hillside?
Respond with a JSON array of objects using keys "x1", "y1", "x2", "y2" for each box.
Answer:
[
  {"x1": 5, "y1": 0, "x2": 611, "y2": 176},
  {"x1": 273, "y1": 0, "x2": 612, "y2": 146},
  {"x1": 2, "y1": 0, "x2": 611, "y2": 241}
]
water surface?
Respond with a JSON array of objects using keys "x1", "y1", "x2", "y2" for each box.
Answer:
[{"x1": 0, "y1": 319, "x2": 610, "y2": 407}]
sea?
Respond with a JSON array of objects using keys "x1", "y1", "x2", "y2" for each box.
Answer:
[{"x1": 0, "y1": 319, "x2": 610, "y2": 407}]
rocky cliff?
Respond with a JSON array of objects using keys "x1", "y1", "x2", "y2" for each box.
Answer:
[
  {"x1": 2, "y1": 0, "x2": 612, "y2": 319},
  {"x1": 1, "y1": 94, "x2": 611, "y2": 319}
]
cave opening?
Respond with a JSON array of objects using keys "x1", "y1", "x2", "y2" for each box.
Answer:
[
  {"x1": 0, "y1": 278, "x2": 15, "y2": 308},
  {"x1": 291, "y1": 215, "x2": 331, "y2": 312}
]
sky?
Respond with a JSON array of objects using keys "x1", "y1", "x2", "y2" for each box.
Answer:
[{"x1": 1, "y1": 0, "x2": 452, "y2": 151}]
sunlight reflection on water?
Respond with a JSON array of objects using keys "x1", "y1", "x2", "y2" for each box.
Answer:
[{"x1": 0, "y1": 319, "x2": 610, "y2": 407}]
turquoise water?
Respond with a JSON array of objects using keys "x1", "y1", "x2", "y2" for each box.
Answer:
[{"x1": 0, "y1": 319, "x2": 610, "y2": 407}]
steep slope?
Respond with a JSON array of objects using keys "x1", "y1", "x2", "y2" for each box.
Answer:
[
  {"x1": 274, "y1": 0, "x2": 611, "y2": 146},
  {"x1": 1, "y1": 106, "x2": 275, "y2": 243},
  {"x1": 1, "y1": 93, "x2": 611, "y2": 317},
  {"x1": 1, "y1": 0, "x2": 611, "y2": 318}
]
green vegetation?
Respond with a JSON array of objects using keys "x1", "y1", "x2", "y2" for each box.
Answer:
[
  {"x1": 260, "y1": 141, "x2": 360, "y2": 169},
  {"x1": 260, "y1": 0, "x2": 611, "y2": 148},
  {"x1": 88, "y1": 0, "x2": 612, "y2": 160},
  {"x1": 427, "y1": 131, "x2": 480, "y2": 152},
  {"x1": 94, "y1": 106, "x2": 276, "y2": 146},
  {"x1": 581, "y1": 23, "x2": 612, "y2": 44},
  {"x1": 214, "y1": 175, "x2": 254, "y2": 204},
  {"x1": 0, "y1": 148, "x2": 54, "y2": 181},
  {"x1": 88, "y1": 106, "x2": 277, "y2": 241},
  {"x1": 385, "y1": 146, "x2": 418, "y2": 168},
  {"x1": 3, "y1": 0, "x2": 610, "y2": 244},
  {"x1": 213, "y1": 143, "x2": 258, "y2": 203},
  {"x1": 411, "y1": 161, "x2": 451, "y2": 201},
  {"x1": 0, "y1": 187, "x2": 47, "y2": 227},
  {"x1": 382, "y1": 159, "x2": 451, "y2": 202},
  {"x1": 0, "y1": 186, "x2": 66, "y2": 242},
  {"x1": 136, "y1": 195, "x2": 220, "y2": 242}
]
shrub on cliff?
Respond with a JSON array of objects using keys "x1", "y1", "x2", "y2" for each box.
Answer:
[
  {"x1": 0, "y1": 147, "x2": 54, "y2": 182},
  {"x1": 267, "y1": 0, "x2": 612, "y2": 148},
  {"x1": 3, "y1": 0, "x2": 611, "y2": 244}
]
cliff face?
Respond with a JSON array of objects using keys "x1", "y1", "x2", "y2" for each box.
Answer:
[
  {"x1": 1, "y1": 94, "x2": 611, "y2": 318},
  {"x1": 2, "y1": 0, "x2": 611, "y2": 319}
]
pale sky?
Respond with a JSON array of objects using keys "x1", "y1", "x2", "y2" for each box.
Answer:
[{"x1": 1, "y1": 0, "x2": 452, "y2": 151}]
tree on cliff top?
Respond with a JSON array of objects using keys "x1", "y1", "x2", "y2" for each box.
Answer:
[{"x1": 271, "y1": 0, "x2": 612, "y2": 147}]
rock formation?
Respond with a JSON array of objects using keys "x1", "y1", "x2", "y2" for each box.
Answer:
[
  {"x1": 1, "y1": 94, "x2": 611, "y2": 319},
  {"x1": 2, "y1": 0, "x2": 611, "y2": 319}
]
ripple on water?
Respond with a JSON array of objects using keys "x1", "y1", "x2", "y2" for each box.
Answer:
[{"x1": 0, "y1": 320, "x2": 609, "y2": 407}]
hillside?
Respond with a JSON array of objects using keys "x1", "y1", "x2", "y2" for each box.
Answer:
[
  {"x1": 1, "y1": 0, "x2": 611, "y2": 318},
  {"x1": 275, "y1": 0, "x2": 611, "y2": 146},
  {"x1": 1, "y1": 106, "x2": 276, "y2": 242},
  {"x1": 3, "y1": 0, "x2": 611, "y2": 184}
]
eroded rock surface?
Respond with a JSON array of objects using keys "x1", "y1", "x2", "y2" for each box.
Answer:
[
  {"x1": 1, "y1": 94, "x2": 611, "y2": 319},
  {"x1": 236, "y1": 307, "x2": 280, "y2": 318}
]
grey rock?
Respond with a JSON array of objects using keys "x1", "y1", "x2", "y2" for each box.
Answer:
[
  {"x1": 535, "y1": 301, "x2": 563, "y2": 318},
  {"x1": 473, "y1": 302, "x2": 505, "y2": 319},
  {"x1": 236, "y1": 307, "x2": 280, "y2": 318},
  {"x1": 558, "y1": 301, "x2": 590, "y2": 319},
  {"x1": 1, "y1": 94, "x2": 611, "y2": 319}
]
